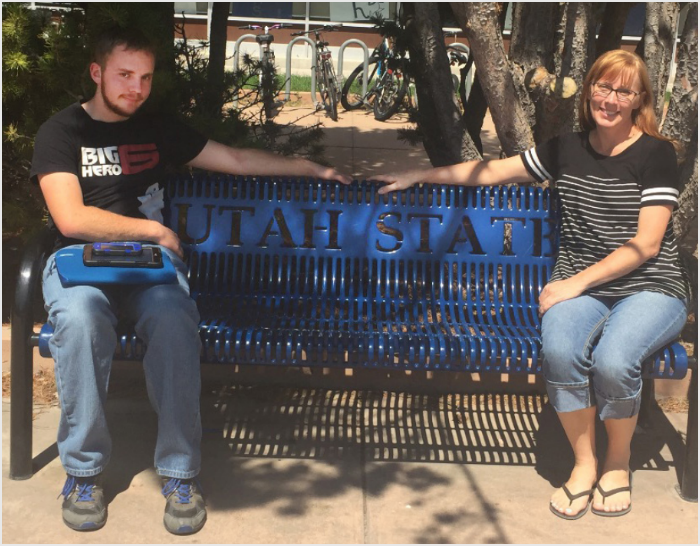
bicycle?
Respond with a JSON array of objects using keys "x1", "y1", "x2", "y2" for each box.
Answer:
[
  {"x1": 291, "y1": 25, "x2": 342, "y2": 121},
  {"x1": 238, "y1": 23, "x2": 291, "y2": 120},
  {"x1": 445, "y1": 32, "x2": 472, "y2": 110},
  {"x1": 340, "y1": 36, "x2": 408, "y2": 121},
  {"x1": 406, "y1": 40, "x2": 472, "y2": 112}
]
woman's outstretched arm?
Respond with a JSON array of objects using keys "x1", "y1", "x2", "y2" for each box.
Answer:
[{"x1": 373, "y1": 155, "x2": 536, "y2": 194}]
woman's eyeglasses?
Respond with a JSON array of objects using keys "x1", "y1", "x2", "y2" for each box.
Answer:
[{"x1": 591, "y1": 82, "x2": 641, "y2": 103}]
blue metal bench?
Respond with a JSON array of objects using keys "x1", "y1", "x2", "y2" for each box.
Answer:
[{"x1": 10, "y1": 174, "x2": 696, "y2": 499}]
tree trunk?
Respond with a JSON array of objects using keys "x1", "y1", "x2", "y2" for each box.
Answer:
[
  {"x1": 664, "y1": 3, "x2": 698, "y2": 255},
  {"x1": 150, "y1": 2, "x2": 176, "y2": 79},
  {"x1": 510, "y1": 3, "x2": 556, "y2": 74},
  {"x1": 403, "y1": 3, "x2": 480, "y2": 165},
  {"x1": 205, "y1": 2, "x2": 230, "y2": 115},
  {"x1": 555, "y1": 3, "x2": 597, "y2": 132},
  {"x1": 462, "y1": 2, "x2": 509, "y2": 155},
  {"x1": 642, "y1": 2, "x2": 681, "y2": 121},
  {"x1": 509, "y1": 3, "x2": 579, "y2": 143},
  {"x1": 452, "y1": 2, "x2": 534, "y2": 156},
  {"x1": 525, "y1": 68, "x2": 578, "y2": 143},
  {"x1": 595, "y1": 3, "x2": 634, "y2": 57},
  {"x1": 675, "y1": 138, "x2": 698, "y2": 256},
  {"x1": 662, "y1": 3, "x2": 697, "y2": 150}
]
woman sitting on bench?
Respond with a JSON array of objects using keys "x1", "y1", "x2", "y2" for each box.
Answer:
[{"x1": 374, "y1": 49, "x2": 689, "y2": 520}]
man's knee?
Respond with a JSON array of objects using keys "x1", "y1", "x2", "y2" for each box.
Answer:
[
  {"x1": 50, "y1": 288, "x2": 116, "y2": 333},
  {"x1": 136, "y1": 285, "x2": 200, "y2": 331}
]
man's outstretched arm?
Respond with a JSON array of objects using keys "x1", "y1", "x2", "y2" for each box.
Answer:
[{"x1": 187, "y1": 141, "x2": 352, "y2": 185}]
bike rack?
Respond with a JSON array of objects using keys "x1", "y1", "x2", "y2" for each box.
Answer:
[
  {"x1": 232, "y1": 34, "x2": 263, "y2": 108},
  {"x1": 284, "y1": 37, "x2": 318, "y2": 106},
  {"x1": 337, "y1": 39, "x2": 370, "y2": 97}
]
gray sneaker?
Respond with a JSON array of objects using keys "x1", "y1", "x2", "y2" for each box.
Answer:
[
  {"x1": 59, "y1": 474, "x2": 107, "y2": 531},
  {"x1": 162, "y1": 478, "x2": 207, "y2": 535}
]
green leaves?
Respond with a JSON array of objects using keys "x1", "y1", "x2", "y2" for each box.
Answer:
[{"x1": 3, "y1": 50, "x2": 29, "y2": 72}]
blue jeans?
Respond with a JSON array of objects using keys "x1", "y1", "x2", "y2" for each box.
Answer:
[
  {"x1": 541, "y1": 291, "x2": 687, "y2": 420},
  {"x1": 42, "y1": 245, "x2": 202, "y2": 479}
]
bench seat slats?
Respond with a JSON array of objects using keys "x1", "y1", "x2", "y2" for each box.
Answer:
[{"x1": 37, "y1": 322, "x2": 686, "y2": 377}]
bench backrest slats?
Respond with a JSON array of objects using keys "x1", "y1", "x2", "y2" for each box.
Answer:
[{"x1": 165, "y1": 176, "x2": 557, "y2": 332}]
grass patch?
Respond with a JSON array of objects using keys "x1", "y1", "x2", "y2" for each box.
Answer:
[{"x1": 243, "y1": 74, "x2": 315, "y2": 92}]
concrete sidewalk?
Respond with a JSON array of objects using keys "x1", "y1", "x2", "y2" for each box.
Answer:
[
  {"x1": 272, "y1": 98, "x2": 502, "y2": 176},
  {"x1": 2, "y1": 105, "x2": 696, "y2": 543},
  {"x1": 2, "y1": 367, "x2": 696, "y2": 544}
]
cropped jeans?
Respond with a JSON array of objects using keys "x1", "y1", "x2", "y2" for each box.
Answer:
[
  {"x1": 541, "y1": 291, "x2": 687, "y2": 420},
  {"x1": 42, "y1": 245, "x2": 202, "y2": 479}
]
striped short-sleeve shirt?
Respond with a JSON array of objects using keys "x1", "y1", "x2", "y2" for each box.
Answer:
[{"x1": 520, "y1": 132, "x2": 688, "y2": 300}]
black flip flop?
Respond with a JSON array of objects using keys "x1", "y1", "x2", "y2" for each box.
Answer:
[
  {"x1": 550, "y1": 484, "x2": 593, "y2": 520},
  {"x1": 591, "y1": 472, "x2": 632, "y2": 517}
]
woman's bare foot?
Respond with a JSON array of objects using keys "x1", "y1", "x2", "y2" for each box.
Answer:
[
  {"x1": 592, "y1": 467, "x2": 631, "y2": 515},
  {"x1": 550, "y1": 463, "x2": 597, "y2": 518}
]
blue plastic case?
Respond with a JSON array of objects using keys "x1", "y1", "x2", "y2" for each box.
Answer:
[{"x1": 55, "y1": 246, "x2": 178, "y2": 287}]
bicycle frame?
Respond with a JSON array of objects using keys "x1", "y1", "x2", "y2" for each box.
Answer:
[
  {"x1": 292, "y1": 25, "x2": 342, "y2": 120},
  {"x1": 355, "y1": 38, "x2": 396, "y2": 105},
  {"x1": 238, "y1": 23, "x2": 290, "y2": 120}
]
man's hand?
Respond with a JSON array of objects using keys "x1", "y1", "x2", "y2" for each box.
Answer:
[
  {"x1": 314, "y1": 165, "x2": 352, "y2": 185},
  {"x1": 374, "y1": 171, "x2": 425, "y2": 194},
  {"x1": 154, "y1": 225, "x2": 184, "y2": 259},
  {"x1": 538, "y1": 279, "x2": 585, "y2": 316}
]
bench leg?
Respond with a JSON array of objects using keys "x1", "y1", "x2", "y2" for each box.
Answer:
[
  {"x1": 10, "y1": 228, "x2": 54, "y2": 480},
  {"x1": 678, "y1": 365, "x2": 697, "y2": 501},
  {"x1": 639, "y1": 378, "x2": 655, "y2": 428},
  {"x1": 10, "y1": 318, "x2": 35, "y2": 480}
]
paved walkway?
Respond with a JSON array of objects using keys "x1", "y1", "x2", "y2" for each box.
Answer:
[
  {"x1": 2, "y1": 105, "x2": 696, "y2": 543},
  {"x1": 2, "y1": 373, "x2": 696, "y2": 543},
  {"x1": 273, "y1": 98, "x2": 502, "y2": 177}
]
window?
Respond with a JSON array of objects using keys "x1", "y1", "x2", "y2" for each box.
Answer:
[
  {"x1": 231, "y1": 2, "x2": 300, "y2": 19},
  {"x1": 173, "y1": 2, "x2": 210, "y2": 16}
]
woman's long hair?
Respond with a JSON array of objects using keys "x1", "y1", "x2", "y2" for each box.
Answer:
[{"x1": 579, "y1": 50, "x2": 676, "y2": 149}]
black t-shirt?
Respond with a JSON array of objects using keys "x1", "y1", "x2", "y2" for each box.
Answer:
[
  {"x1": 520, "y1": 131, "x2": 688, "y2": 300},
  {"x1": 30, "y1": 102, "x2": 208, "y2": 249}
]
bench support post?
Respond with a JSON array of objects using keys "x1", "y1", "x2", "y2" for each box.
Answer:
[
  {"x1": 639, "y1": 378, "x2": 655, "y2": 428},
  {"x1": 678, "y1": 359, "x2": 698, "y2": 501},
  {"x1": 10, "y1": 230, "x2": 52, "y2": 480}
]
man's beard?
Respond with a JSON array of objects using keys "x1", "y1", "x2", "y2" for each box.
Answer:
[{"x1": 101, "y1": 84, "x2": 143, "y2": 119}]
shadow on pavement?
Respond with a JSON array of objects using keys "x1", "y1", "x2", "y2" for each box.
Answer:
[{"x1": 85, "y1": 366, "x2": 688, "y2": 518}]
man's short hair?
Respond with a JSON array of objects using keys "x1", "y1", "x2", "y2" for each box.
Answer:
[{"x1": 93, "y1": 27, "x2": 156, "y2": 67}]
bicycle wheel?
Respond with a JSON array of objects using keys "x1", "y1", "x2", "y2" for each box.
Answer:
[
  {"x1": 374, "y1": 59, "x2": 408, "y2": 121},
  {"x1": 340, "y1": 57, "x2": 379, "y2": 111},
  {"x1": 373, "y1": 63, "x2": 408, "y2": 121},
  {"x1": 319, "y1": 60, "x2": 338, "y2": 121}
]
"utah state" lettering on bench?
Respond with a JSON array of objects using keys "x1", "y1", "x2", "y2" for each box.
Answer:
[{"x1": 174, "y1": 204, "x2": 556, "y2": 257}]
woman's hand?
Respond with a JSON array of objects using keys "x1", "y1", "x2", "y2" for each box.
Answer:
[
  {"x1": 374, "y1": 170, "x2": 427, "y2": 194},
  {"x1": 538, "y1": 278, "x2": 586, "y2": 316}
]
